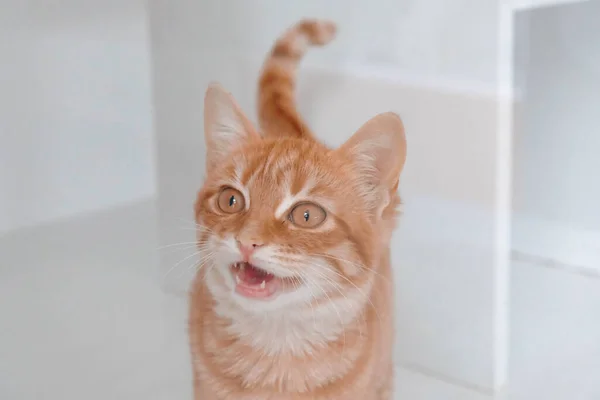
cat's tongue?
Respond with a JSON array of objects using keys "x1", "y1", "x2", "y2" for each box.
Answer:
[{"x1": 233, "y1": 262, "x2": 278, "y2": 299}]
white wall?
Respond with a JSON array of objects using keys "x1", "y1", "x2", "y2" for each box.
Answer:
[
  {"x1": 0, "y1": 0, "x2": 154, "y2": 233},
  {"x1": 150, "y1": 0, "x2": 500, "y2": 102},
  {"x1": 510, "y1": 0, "x2": 600, "y2": 273},
  {"x1": 513, "y1": 0, "x2": 600, "y2": 231}
]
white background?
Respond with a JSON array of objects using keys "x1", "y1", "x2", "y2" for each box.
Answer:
[
  {"x1": 0, "y1": 0, "x2": 505, "y2": 233},
  {"x1": 0, "y1": 0, "x2": 154, "y2": 233},
  {"x1": 3, "y1": 0, "x2": 598, "y2": 234},
  {"x1": 513, "y1": 1, "x2": 600, "y2": 231}
]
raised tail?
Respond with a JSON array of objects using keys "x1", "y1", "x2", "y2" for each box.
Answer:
[{"x1": 258, "y1": 19, "x2": 336, "y2": 140}]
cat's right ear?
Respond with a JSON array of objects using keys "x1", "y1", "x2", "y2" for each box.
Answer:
[{"x1": 204, "y1": 82, "x2": 260, "y2": 172}]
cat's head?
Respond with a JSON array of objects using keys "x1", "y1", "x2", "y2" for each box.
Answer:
[{"x1": 195, "y1": 84, "x2": 406, "y2": 314}]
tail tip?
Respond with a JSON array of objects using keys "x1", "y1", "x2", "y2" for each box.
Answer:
[
  {"x1": 300, "y1": 19, "x2": 337, "y2": 45},
  {"x1": 315, "y1": 20, "x2": 337, "y2": 45}
]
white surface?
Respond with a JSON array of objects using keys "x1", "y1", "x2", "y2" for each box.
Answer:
[
  {"x1": 393, "y1": 196, "x2": 507, "y2": 392},
  {"x1": 513, "y1": 212, "x2": 600, "y2": 274},
  {"x1": 148, "y1": 0, "x2": 501, "y2": 90},
  {"x1": 0, "y1": 0, "x2": 155, "y2": 233},
  {"x1": 509, "y1": 259, "x2": 600, "y2": 400},
  {"x1": 395, "y1": 367, "x2": 491, "y2": 400},
  {"x1": 1, "y1": 200, "x2": 598, "y2": 399},
  {"x1": 509, "y1": 0, "x2": 590, "y2": 11},
  {"x1": 512, "y1": 0, "x2": 600, "y2": 232},
  {"x1": 495, "y1": 2, "x2": 516, "y2": 389},
  {"x1": 0, "y1": 201, "x2": 192, "y2": 399}
]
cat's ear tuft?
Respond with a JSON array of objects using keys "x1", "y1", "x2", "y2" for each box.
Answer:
[
  {"x1": 338, "y1": 112, "x2": 407, "y2": 208},
  {"x1": 204, "y1": 82, "x2": 259, "y2": 172}
]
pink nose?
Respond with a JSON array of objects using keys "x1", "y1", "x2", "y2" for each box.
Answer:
[{"x1": 237, "y1": 240, "x2": 263, "y2": 260}]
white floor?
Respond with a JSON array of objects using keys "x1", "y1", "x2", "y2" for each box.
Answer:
[
  {"x1": 1, "y1": 200, "x2": 599, "y2": 399},
  {"x1": 0, "y1": 201, "x2": 191, "y2": 400}
]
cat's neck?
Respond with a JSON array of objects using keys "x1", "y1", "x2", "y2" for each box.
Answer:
[
  {"x1": 190, "y1": 250, "x2": 393, "y2": 396},
  {"x1": 198, "y1": 286, "x2": 373, "y2": 393},
  {"x1": 220, "y1": 290, "x2": 369, "y2": 352}
]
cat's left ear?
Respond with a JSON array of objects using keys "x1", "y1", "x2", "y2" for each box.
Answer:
[
  {"x1": 337, "y1": 112, "x2": 407, "y2": 210},
  {"x1": 204, "y1": 83, "x2": 260, "y2": 172}
]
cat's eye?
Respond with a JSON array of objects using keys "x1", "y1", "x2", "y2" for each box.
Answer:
[
  {"x1": 217, "y1": 187, "x2": 245, "y2": 214},
  {"x1": 289, "y1": 203, "x2": 326, "y2": 228}
]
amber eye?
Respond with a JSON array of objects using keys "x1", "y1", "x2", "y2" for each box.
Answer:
[
  {"x1": 289, "y1": 203, "x2": 326, "y2": 228},
  {"x1": 217, "y1": 187, "x2": 245, "y2": 213}
]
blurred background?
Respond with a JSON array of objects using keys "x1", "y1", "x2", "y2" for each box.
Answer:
[{"x1": 1, "y1": 0, "x2": 598, "y2": 399}]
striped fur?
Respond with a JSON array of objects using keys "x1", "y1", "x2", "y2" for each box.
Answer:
[{"x1": 258, "y1": 19, "x2": 336, "y2": 139}]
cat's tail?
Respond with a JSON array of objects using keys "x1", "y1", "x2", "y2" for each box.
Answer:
[{"x1": 258, "y1": 19, "x2": 337, "y2": 140}]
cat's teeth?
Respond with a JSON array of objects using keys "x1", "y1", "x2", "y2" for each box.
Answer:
[
  {"x1": 260, "y1": 280, "x2": 266, "y2": 289},
  {"x1": 235, "y1": 275, "x2": 241, "y2": 284}
]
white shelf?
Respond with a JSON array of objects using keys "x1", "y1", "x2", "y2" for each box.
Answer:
[
  {"x1": 512, "y1": 213, "x2": 600, "y2": 275},
  {"x1": 507, "y1": 0, "x2": 590, "y2": 11}
]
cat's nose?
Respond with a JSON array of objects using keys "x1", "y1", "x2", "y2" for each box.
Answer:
[{"x1": 237, "y1": 240, "x2": 263, "y2": 260}]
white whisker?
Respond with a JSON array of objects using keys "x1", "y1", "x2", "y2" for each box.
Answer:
[
  {"x1": 301, "y1": 264, "x2": 366, "y2": 341},
  {"x1": 298, "y1": 271, "x2": 347, "y2": 360},
  {"x1": 178, "y1": 251, "x2": 216, "y2": 279},
  {"x1": 163, "y1": 247, "x2": 211, "y2": 281},
  {"x1": 319, "y1": 253, "x2": 392, "y2": 285},
  {"x1": 308, "y1": 253, "x2": 384, "y2": 332}
]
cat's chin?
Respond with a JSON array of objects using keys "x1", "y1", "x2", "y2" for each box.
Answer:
[{"x1": 230, "y1": 262, "x2": 281, "y2": 300}]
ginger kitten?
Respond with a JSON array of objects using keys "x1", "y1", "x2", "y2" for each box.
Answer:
[{"x1": 189, "y1": 19, "x2": 407, "y2": 399}]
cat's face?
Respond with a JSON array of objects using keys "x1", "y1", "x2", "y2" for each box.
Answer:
[
  {"x1": 195, "y1": 84, "x2": 406, "y2": 314},
  {"x1": 196, "y1": 138, "x2": 380, "y2": 312}
]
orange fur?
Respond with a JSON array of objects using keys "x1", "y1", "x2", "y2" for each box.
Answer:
[
  {"x1": 190, "y1": 19, "x2": 407, "y2": 400},
  {"x1": 258, "y1": 19, "x2": 336, "y2": 140}
]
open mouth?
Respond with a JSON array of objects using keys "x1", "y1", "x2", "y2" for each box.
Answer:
[{"x1": 230, "y1": 262, "x2": 280, "y2": 299}]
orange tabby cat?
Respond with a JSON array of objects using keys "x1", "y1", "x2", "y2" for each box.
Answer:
[{"x1": 189, "y1": 19, "x2": 407, "y2": 400}]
